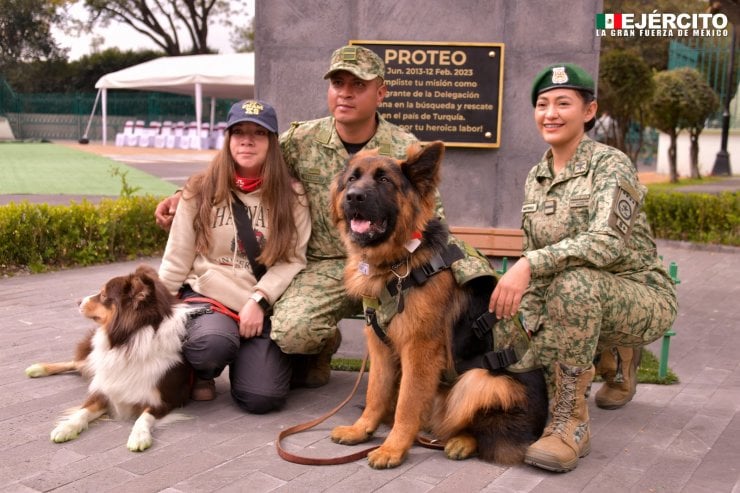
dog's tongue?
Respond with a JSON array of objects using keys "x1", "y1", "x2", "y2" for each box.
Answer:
[{"x1": 351, "y1": 219, "x2": 371, "y2": 234}]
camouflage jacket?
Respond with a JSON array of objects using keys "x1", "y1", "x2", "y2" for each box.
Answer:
[
  {"x1": 521, "y1": 136, "x2": 674, "y2": 294},
  {"x1": 280, "y1": 114, "x2": 422, "y2": 259}
]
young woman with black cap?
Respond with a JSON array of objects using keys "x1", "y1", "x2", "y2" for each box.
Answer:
[
  {"x1": 158, "y1": 100, "x2": 310, "y2": 413},
  {"x1": 488, "y1": 64, "x2": 677, "y2": 472}
]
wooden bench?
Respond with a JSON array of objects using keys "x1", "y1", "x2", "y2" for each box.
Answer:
[{"x1": 449, "y1": 226, "x2": 524, "y2": 258}]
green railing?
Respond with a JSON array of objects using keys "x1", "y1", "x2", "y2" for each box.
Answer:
[
  {"x1": 668, "y1": 37, "x2": 739, "y2": 128},
  {"x1": 0, "y1": 79, "x2": 237, "y2": 141}
]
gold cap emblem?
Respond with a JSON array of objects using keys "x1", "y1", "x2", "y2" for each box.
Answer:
[
  {"x1": 551, "y1": 66, "x2": 569, "y2": 84},
  {"x1": 242, "y1": 101, "x2": 264, "y2": 115}
]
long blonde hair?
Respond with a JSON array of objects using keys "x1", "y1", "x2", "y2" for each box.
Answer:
[{"x1": 183, "y1": 131, "x2": 302, "y2": 266}]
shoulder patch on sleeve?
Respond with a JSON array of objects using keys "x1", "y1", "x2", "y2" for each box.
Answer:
[{"x1": 608, "y1": 178, "x2": 640, "y2": 239}]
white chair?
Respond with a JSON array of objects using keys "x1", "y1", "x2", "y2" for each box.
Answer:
[
  {"x1": 153, "y1": 120, "x2": 172, "y2": 148},
  {"x1": 166, "y1": 121, "x2": 185, "y2": 148},
  {"x1": 137, "y1": 121, "x2": 161, "y2": 147},
  {"x1": 179, "y1": 121, "x2": 199, "y2": 150},
  {"x1": 195, "y1": 122, "x2": 211, "y2": 150},
  {"x1": 211, "y1": 121, "x2": 227, "y2": 150},
  {"x1": 124, "y1": 120, "x2": 146, "y2": 146},
  {"x1": 115, "y1": 120, "x2": 134, "y2": 147}
]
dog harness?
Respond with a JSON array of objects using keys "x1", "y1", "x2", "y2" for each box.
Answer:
[
  {"x1": 362, "y1": 243, "x2": 464, "y2": 345},
  {"x1": 362, "y1": 243, "x2": 531, "y2": 374}
]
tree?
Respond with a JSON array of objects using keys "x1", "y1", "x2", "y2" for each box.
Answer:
[
  {"x1": 677, "y1": 68, "x2": 720, "y2": 178},
  {"x1": 80, "y1": 0, "x2": 250, "y2": 55},
  {"x1": 602, "y1": 0, "x2": 706, "y2": 70},
  {"x1": 230, "y1": 15, "x2": 255, "y2": 53},
  {"x1": 648, "y1": 70, "x2": 690, "y2": 183},
  {"x1": 0, "y1": 0, "x2": 67, "y2": 65},
  {"x1": 597, "y1": 49, "x2": 654, "y2": 164},
  {"x1": 68, "y1": 47, "x2": 163, "y2": 91},
  {"x1": 708, "y1": 0, "x2": 740, "y2": 25},
  {"x1": 3, "y1": 47, "x2": 161, "y2": 93}
]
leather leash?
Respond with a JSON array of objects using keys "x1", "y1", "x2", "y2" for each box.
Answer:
[
  {"x1": 276, "y1": 352, "x2": 380, "y2": 465},
  {"x1": 276, "y1": 353, "x2": 446, "y2": 465}
]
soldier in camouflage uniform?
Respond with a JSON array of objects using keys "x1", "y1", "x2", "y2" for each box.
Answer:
[
  {"x1": 489, "y1": 63, "x2": 677, "y2": 473},
  {"x1": 272, "y1": 45, "x2": 494, "y2": 387},
  {"x1": 270, "y1": 46, "x2": 408, "y2": 386}
]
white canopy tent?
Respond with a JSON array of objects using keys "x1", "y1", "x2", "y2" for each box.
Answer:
[{"x1": 94, "y1": 53, "x2": 254, "y2": 147}]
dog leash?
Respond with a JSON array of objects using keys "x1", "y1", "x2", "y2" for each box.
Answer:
[
  {"x1": 183, "y1": 296, "x2": 240, "y2": 323},
  {"x1": 276, "y1": 352, "x2": 379, "y2": 465},
  {"x1": 275, "y1": 352, "x2": 446, "y2": 466}
]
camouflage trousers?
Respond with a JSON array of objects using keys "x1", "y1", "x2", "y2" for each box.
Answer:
[
  {"x1": 499, "y1": 266, "x2": 677, "y2": 399},
  {"x1": 270, "y1": 258, "x2": 361, "y2": 355}
]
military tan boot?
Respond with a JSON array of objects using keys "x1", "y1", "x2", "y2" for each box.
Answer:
[
  {"x1": 524, "y1": 362, "x2": 595, "y2": 472},
  {"x1": 298, "y1": 330, "x2": 342, "y2": 388},
  {"x1": 595, "y1": 346, "x2": 641, "y2": 410}
]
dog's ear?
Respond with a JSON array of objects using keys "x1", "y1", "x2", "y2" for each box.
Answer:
[
  {"x1": 401, "y1": 141, "x2": 444, "y2": 197},
  {"x1": 134, "y1": 264, "x2": 158, "y2": 280},
  {"x1": 130, "y1": 276, "x2": 152, "y2": 309}
]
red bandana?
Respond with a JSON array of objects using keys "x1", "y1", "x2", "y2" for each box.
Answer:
[{"x1": 234, "y1": 173, "x2": 262, "y2": 192}]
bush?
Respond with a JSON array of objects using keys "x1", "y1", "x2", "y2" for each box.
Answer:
[
  {"x1": 644, "y1": 191, "x2": 739, "y2": 245},
  {"x1": 1, "y1": 192, "x2": 737, "y2": 275},
  {"x1": 0, "y1": 197, "x2": 168, "y2": 273}
]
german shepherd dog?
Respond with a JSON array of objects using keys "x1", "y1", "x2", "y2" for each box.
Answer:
[{"x1": 329, "y1": 142, "x2": 547, "y2": 469}]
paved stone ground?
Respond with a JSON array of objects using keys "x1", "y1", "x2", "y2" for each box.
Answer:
[
  {"x1": 1, "y1": 240, "x2": 739, "y2": 492},
  {"x1": 2, "y1": 142, "x2": 739, "y2": 491}
]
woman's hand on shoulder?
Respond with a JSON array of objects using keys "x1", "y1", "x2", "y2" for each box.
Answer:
[
  {"x1": 155, "y1": 192, "x2": 182, "y2": 231},
  {"x1": 489, "y1": 257, "x2": 531, "y2": 320}
]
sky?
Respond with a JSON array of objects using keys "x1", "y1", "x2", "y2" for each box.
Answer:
[{"x1": 53, "y1": 3, "x2": 254, "y2": 61}]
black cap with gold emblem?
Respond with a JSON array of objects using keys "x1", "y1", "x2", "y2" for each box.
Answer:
[{"x1": 226, "y1": 100, "x2": 278, "y2": 134}]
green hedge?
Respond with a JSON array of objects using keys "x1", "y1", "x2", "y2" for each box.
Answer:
[
  {"x1": 0, "y1": 191, "x2": 737, "y2": 275},
  {"x1": 0, "y1": 197, "x2": 168, "y2": 273},
  {"x1": 644, "y1": 191, "x2": 739, "y2": 246}
]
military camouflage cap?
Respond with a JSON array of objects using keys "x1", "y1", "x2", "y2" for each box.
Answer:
[
  {"x1": 531, "y1": 63, "x2": 595, "y2": 106},
  {"x1": 323, "y1": 45, "x2": 385, "y2": 81}
]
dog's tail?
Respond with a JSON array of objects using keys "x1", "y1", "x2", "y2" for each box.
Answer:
[
  {"x1": 434, "y1": 368, "x2": 528, "y2": 438},
  {"x1": 154, "y1": 412, "x2": 193, "y2": 428}
]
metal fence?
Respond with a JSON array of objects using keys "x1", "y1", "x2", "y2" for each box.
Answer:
[
  {"x1": 0, "y1": 79, "x2": 237, "y2": 141},
  {"x1": 668, "y1": 36, "x2": 739, "y2": 128}
]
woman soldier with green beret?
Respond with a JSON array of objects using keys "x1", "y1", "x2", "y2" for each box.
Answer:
[{"x1": 488, "y1": 63, "x2": 677, "y2": 472}]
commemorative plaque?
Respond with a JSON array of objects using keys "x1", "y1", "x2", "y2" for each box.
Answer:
[{"x1": 351, "y1": 41, "x2": 505, "y2": 148}]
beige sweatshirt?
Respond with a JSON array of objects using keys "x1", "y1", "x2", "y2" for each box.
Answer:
[{"x1": 159, "y1": 182, "x2": 310, "y2": 312}]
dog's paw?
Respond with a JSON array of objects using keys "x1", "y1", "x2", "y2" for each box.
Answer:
[
  {"x1": 25, "y1": 364, "x2": 48, "y2": 378},
  {"x1": 368, "y1": 445, "x2": 407, "y2": 469},
  {"x1": 330, "y1": 425, "x2": 372, "y2": 445},
  {"x1": 50, "y1": 421, "x2": 82, "y2": 443},
  {"x1": 444, "y1": 434, "x2": 477, "y2": 460},
  {"x1": 127, "y1": 415, "x2": 155, "y2": 452},
  {"x1": 127, "y1": 428, "x2": 153, "y2": 452}
]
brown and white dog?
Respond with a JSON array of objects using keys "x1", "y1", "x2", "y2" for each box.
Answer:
[
  {"x1": 329, "y1": 142, "x2": 548, "y2": 469},
  {"x1": 25, "y1": 264, "x2": 194, "y2": 452}
]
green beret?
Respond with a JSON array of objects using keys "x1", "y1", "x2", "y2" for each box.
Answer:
[{"x1": 531, "y1": 63, "x2": 595, "y2": 106}]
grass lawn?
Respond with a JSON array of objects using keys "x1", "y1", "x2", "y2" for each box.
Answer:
[
  {"x1": 645, "y1": 175, "x2": 728, "y2": 193},
  {"x1": 332, "y1": 348, "x2": 678, "y2": 385},
  {"x1": 0, "y1": 142, "x2": 177, "y2": 196}
]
